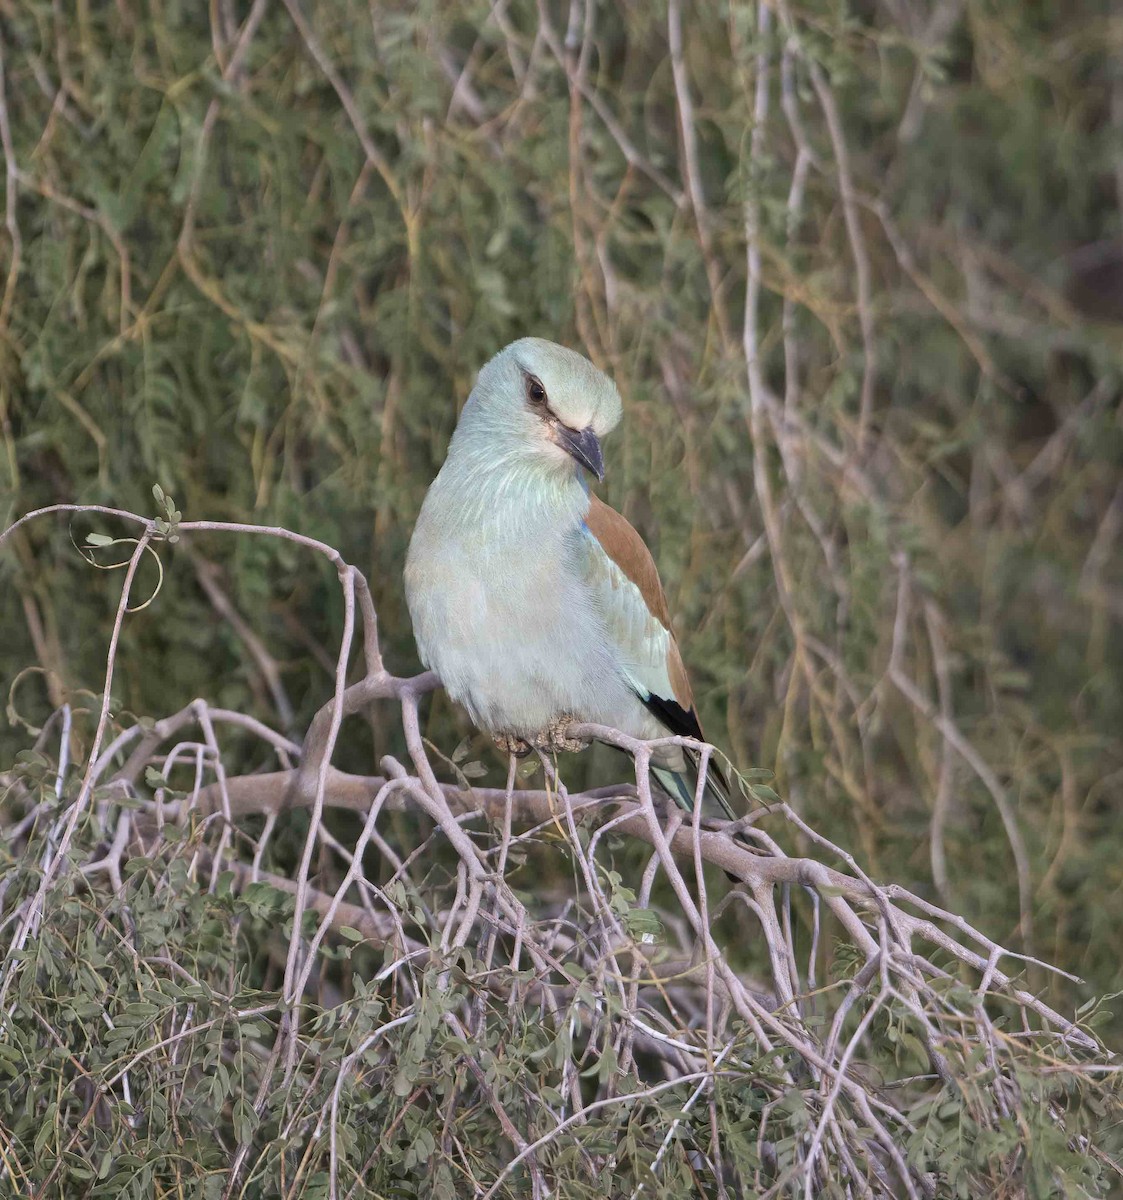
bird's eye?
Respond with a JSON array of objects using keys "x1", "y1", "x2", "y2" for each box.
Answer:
[{"x1": 527, "y1": 376, "x2": 547, "y2": 405}]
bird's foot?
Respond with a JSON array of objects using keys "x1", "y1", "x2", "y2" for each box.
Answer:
[
  {"x1": 492, "y1": 731, "x2": 532, "y2": 758},
  {"x1": 528, "y1": 713, "x2": 591, "y2": 755}
]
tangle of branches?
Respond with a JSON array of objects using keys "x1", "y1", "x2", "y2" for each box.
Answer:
[{"x1": 0, "y1": 502, "x2": 1117, "y2": 1200}]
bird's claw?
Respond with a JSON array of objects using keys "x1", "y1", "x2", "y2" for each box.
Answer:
[
  {"x1": 493, "y1": 731, "x2": 532, "y2": 758},
  {"x1": 529, "y1": 713, "x2": 591, "y2": 755},
  {"x1": 494, "y1": 715, "x2": 590, "y2": 758}
]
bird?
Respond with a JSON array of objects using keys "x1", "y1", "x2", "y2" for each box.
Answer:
[{"x1": 404, "y1": 337, "x2": 734, "y2": 820}]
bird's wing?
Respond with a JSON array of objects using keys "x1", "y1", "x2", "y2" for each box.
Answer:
[
  {"x1": 580, "y1": 494, "x2": 702, "y2": 740},
  {"x1": 580, "y1": 494, "x2": 734, "y2": 819},
  {"x1": 578, "y1": 492, "x2": 739, "y2": 820}
]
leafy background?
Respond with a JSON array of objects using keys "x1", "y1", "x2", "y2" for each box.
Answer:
[{"x1": 1, "y1": 0, "x2": 1122, "y2": 1194}]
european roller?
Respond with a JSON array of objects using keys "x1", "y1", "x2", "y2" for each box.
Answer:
[{"x1": 404, "y1": 337, "x2": 733, "y2": 819}]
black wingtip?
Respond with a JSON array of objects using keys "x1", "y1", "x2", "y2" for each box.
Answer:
[
  {"x1": 640, "y1": 694, "x2": 735, "y2": 820},
  {"x1": 639, "y1": 693, "x2": 705, "y2": 742}
]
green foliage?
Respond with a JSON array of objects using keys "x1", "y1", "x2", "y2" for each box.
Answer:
[{"x1": 2, "y1": 753, "x2": 1120, "y2": 1198}]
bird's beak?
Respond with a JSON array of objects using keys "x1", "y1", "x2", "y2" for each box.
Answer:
[{"x1": 555, "y1": 425, "x2": 605, "y2": 481}]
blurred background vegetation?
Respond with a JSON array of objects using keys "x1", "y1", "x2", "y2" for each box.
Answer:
[{"x1": 1, "y1": 0, "x2": 1121, "y2": 1087}]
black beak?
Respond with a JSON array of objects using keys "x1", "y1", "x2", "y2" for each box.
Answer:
[{"x1": 556, "y1": 425, "x2": 605, "y2": 481}]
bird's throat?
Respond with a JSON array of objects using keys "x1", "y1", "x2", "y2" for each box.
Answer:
[{"x1": 435, "y1": 450, "x2": 590, "y2": 541}]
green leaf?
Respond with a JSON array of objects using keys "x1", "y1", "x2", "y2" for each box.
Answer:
[
  {"x1": 233, "y1": 1097, "x2": 258, "y2": 1144},
  {"x1": 34, "y1": 1103, "x2": 57, "y2": 1154},
  {"x1": 451, "y1": 736, "x2": 473, "y2": 763}
]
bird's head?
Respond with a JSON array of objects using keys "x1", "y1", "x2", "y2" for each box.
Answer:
[{"x1": 458, "y1": 338, "x2": 623, "y2": 482}]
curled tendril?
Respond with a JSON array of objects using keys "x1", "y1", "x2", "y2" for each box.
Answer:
[
  {"x1": 6, "y1": 665, "x2": 53, "y2": 736},
  {"x1": 69, "y1": 524, "x2": 166, "y2": 613}
]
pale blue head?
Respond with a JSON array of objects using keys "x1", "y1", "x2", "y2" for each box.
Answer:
[{"x1": 454, "y1": 338, "x2": 623, "y2": 482}]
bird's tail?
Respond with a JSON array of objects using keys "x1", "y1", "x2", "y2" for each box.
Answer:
[{"x1": 650, "y1": 749, "x2": 736, "y2": 822}]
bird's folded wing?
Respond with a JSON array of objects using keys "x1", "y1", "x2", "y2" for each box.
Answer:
[{"x1": 579, "y1": 495, "x2": 703, "y2": 740}]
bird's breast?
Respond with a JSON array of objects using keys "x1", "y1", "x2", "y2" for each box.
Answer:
[{"x1": 405, "y1": 520, "x2": 627, "y2": 735}]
